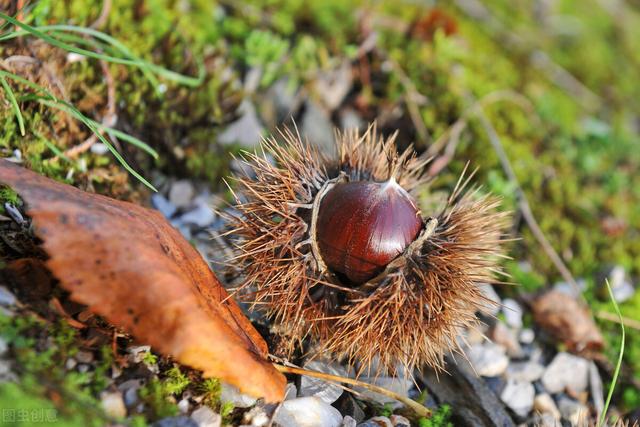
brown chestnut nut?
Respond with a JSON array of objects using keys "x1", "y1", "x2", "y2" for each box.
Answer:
[{"x1": 316, "y1": 179, "x2": 423, "y2": 284}]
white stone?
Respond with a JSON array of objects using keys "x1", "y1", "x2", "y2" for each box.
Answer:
[
  {"x1": 518, "y1": 328, "x2": 535, "y2": 345},
  {"x1": 220, "y1": 383, "x2": 257, "y2": 408},
  {"x1": 506, "y1": 362, "x2": 545, "y2": 382},
  {"x1": 341, "y1": 415, "x2": 357, "y2": 427},
  {"x1": 502, "y1": 298, "x2": 523, "y2": 329},
  {"x1": 533, "y1": 393, "x2": 560, "y2": 419},
  {"x1": 355, "y1": 376, "x2": 413, "y2": 409},
  {"x1": 191, "y1": 406, "x2": 222, "y2": 427},
  {"x1": 478, "y1": 283, "x2": 501, "y2": 316},
  {"x1": 100, "y1": 391, "x2": 127, "y2": 419},
  {"x1": 275, "y1": 397, "x2": 343, "y2": 427},
  {"x1": 300, "y1": 359, "x2": 348, "y2": 404},
  {"x1": 500, "y1": 379, "x2": 534, "y2": 418},
  {"x1": 0, "y1": 286, "x2": 16, "y2": 306},
  {"x1": 169, "y1": 180, "x2": 195, "y2": 208},
  {"x1": 557, "y1": 397, "x2": 588, "y2": 425},
  {"x1": 467, "y1": 343, "x2": 509, "y2": 377},
  {"x1": 390, "y1": 414, "x2": 411, "y2": 426},
  {"x1": 541, "y1": 352, "x2": 589, "y2": 393}
]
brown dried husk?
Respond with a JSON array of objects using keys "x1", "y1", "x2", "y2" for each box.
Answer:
[{"x1": 227, "y1": 125, "x2": 510, "y2": 375}]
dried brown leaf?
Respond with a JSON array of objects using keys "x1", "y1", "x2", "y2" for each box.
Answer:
[
  {"x1": 0, "y1": 160, "x2": 285, "y2": 402},
  {"x1": 532, "y1": 289, "x2": 604, "y2": 354}
]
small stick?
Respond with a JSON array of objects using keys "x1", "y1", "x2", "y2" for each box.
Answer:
[
  {"x1": 597, "y1": 310, "x2": 640, "y2": 332},
  {"x1": 475, "y1": 107, "x2": 581, "y2": 297},
  {"x1": 273, "y1": 363, "x2": 432, "y2": 418}
]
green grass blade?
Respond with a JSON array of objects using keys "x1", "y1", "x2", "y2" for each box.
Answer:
[
  {"x1": 0, "y1": 14, "x2": 203, "y2": 87},
  {"x1": 0, "y1": 74, "x2": 26, "y2": 136},
  {"x1": 598, "y1": 278, "x2": 625, "y2": 427}
]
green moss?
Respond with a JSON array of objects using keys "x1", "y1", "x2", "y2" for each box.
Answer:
[{"x1": 419, "y1": 404, "x2": 453, "y2": 427}]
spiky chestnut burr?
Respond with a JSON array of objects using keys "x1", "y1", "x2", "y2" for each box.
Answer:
[{"x1": 227, "y1": 125, "x2": 509, "y2": 375}]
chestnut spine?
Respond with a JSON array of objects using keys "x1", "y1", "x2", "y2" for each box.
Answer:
[{"x1": 226, "y1": 125, "x2": 510, "y2": 375}]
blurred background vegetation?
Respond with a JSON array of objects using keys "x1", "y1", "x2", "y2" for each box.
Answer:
[{"x1": 1, "y1": 0, "x2": 639, "y2": 422}]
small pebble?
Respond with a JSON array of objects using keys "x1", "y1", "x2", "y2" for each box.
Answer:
[
  {"x1": 467, "y1": 343, "x2": 509, "y2": 377},
  {"x1": 300, "y1": 358, "x2": 348, "y2": 404},
  {"x1": 360, "y1": 417, "x2": 391, "y2": 427},
  {"x1": 518, "y1": 328, "x2": 535, "y2": 345},
  {"x1": 506, "y1": 362, "x2": 545, "y2": 383},
  {"x1": 220, "y1": 383, "x2": 257, "y2": 408},
  {"x1": 180, "y1": 203, "x2": 215, "y2": 228},
  {"x1": 65, "y1": 358, "x2": 77, "y2": 370},
  {"x1": 541, "y1": 352, "x2": 589, "y2": 394},
  {"x1": 489, "y1": 322, "x2": 522, "y2": 358},
  {"x1": 101, "y1": 391, "x2": 127, "y2": 419},
  {"x1": 4, "y1": 203, "x2": 24, "y2": 224},
  {"x1": 243, "y1": 406, "x2": 269, "y2": 427},
  {"x1": 478, "y1": 283, "x2": 502, "y2": 316},
  {"x1": 218, "y1": 101, "x2": 264, "y2": 148},
  {"x1": 190, "y1": 406, "x2": 221, "y2": 427},
  {"x1": 390, "y1": 414, "x2": 411, "y2": 427},
  {"x1": 275, "y1": 396, "x2": 343, "y2": 427},
  {"x1": 0, "y1": 286, "x2": 17, "y2": 307},
  {"x1": 502, "y1": 298, "x2": 523, "y2": 330},
  {"x1": 608, "y1": 265, "x2": 635, "y2": 303},
  {"x1": 355, "y1": 376, "x2": 413, "y2": 409},
  {"x1": 178, "y1": 398, "x2": 190, "y2": 413},
  {"x1": 152, "y1": 194, "x2": 178, "y2": 218},
  {"x1": 533, "y1": 393, "x2": 560, "y2": 419},
  {"x1": 500, "y1": 379, "x2": 535, "y2": 418},
  {"x1": 90, "y1": 142, "x2": 110, "y2": 155},
  {"x1": 169, "y1": 180, "x2": 195, "y2": 208},
  {"x1": 557, "y1": 396, "x2": 588, "y2": 425},
  {"x1": 341, "y1": 415, "x2": 357, "y2": 427}
]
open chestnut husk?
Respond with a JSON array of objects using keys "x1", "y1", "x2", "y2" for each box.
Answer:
[{"x1": 227, "y1": 125, "x2": 509, "y2": 374}]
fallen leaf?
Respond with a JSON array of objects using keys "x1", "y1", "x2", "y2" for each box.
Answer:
[
  {"x1": 0, "y1": 160, "x2": 285, "y2": 402},
  {"x1": 532, "y1": 290, "x2": 604, "y2": 354}
]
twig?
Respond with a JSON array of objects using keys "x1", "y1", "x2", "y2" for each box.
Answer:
[
  {"x1": 453, "y1": 0, "x2": 600, "y2": 110},
  {"x1": 597, "y1": 310, "x2": 640, "y2": 332},
  {"x1": 90, "y1": 0, "x2": 112, "y2": 30},
  {"x1": 475, "y1": 106, "x2": 581, "y2": 296},
  {"x1": 273, "y1": 363, "x2": 432, "y2": 418}
]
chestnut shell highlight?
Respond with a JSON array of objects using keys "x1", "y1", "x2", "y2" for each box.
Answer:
[{"x1": 227, "y1": 125, "x2": 509, "y2": 374}]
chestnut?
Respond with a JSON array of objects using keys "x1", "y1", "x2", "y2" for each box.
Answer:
[
  {"x1": 316, "y1": 179, "x2": 423, "y2": 284},
  {"x1": 228, "y1": 126, "x2": 509, "y2": 375}
]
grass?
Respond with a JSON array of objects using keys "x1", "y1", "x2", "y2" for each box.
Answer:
[
  {"x1": 0, "y1": 10, "x2": 208, "y2": 191},
  {"x1": 598, "y1": 279, "x2": 626, "y2": 427}
]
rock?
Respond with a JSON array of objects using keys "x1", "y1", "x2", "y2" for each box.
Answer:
[
  {"x1": 180, "y1": 203, "x2": 215, "y2": 228},
  {"x1": 169, "y1": 180, "x2": 195, "y2": 208},
  {"x1": 541, "y1": 352, "x2": 590, "y2": 393},
  {"x1": 152, "y1": 416, "x2": 199, "y2": 427},
  {"x1": 101, "y1": 391, "x2": 127, "y2": 418},
  {"x1": 284, "y1": 383, "x2": 297, "y2": 400},
  {"x1": 300, "y1": 358, "x2": 348, "y2": 404},
  {"x1": 0, "y1": 286, "x2": 17, "y2": 306},
  {"x1": 358, "y1": 417, "x2": 391, "y2": 427},
  {"x1": 152, "y1": 194, "x2": 177, "y2": 218},
  {"x1": 589, "y1": 361, "x2": 604, "y2": 418},
  {"x1": 341, "y1": 415, "x2": 357, "y2": 427},
  {"x1": 553, "y1": 279, "x2": 586, "y2": 298},
  {"x1": 90, "y1": 142, "x2": 110, "y2": 155},
  {"x1": 606, "y1": 265, "x2": 635, "y2": 303},
  {"x1": 4, "y1": 203, "x2": 24, "y2": 224},
  {"x1": 355, "y1": 376, "x2": 413, "y2": 409},
  {"x1": 478, "y1": 283, "x2": 501, "y2": 316},
  {"x1": 500, "y1": 379, "x2": 534, "y2": 418},
  {"x1": 65, "y1": 358, "x2": 77, "y2": 370},
  {"x1": 502, "y1": 298, "x2": 523, "y2": 330},
  {"x1": 535, "y1": 413, "x2": 561, "y2": 427},
  {"x1": 275, "y1": 396, "x2": 343, "y2": 427},
  {"x1": 533, "y1": 393, "x2": 560, "y2": 419},
  {"x1": 178, "y1": 399, "x2": 190, "y2": 413},
  {"x1": 220, "y1": 383, "x2": 257, "y2": 408},
  {"x1": 302, "y1": 101, "x2": 335, "y2": 155},
  {"x1": 518, "y1": 328, "x2": 535, "y2": 345},
  {"x1": 467, "y1": 343, "x2": 509, "y2": 377},
  {"x1": 389, "y1": 414, "x2": 410, "y2": 427},
  {"x1": 0, "y1": 337, "x2": 7, "y2": 357},
  {"x1": 243, "y1": 406, "x2": 269, "y2": 427},
  {"x1": 191, "y1": 406, "x2": 221, "y2": 427},
  {"x1": 218, "y1": 101, "x2": 264, "y2": 148},
  {"x1": 484, "y1": 376, "x2": 506, "y2": 396},
  {"x1": 557, "y1": 396, "x2": 588, "y2": 425},
  {"x1": 489, "y1": 322, "x2": 522, "y2": 358},
  {"x1": 127, "y1": 345, "x2": 152, "y2": 363},
  {"x1": 506, "y1": 362, "x2": 545, "y2": 383},
  {"x1": 336, "y1": 394, "x2": 365, "y2": 423}
]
